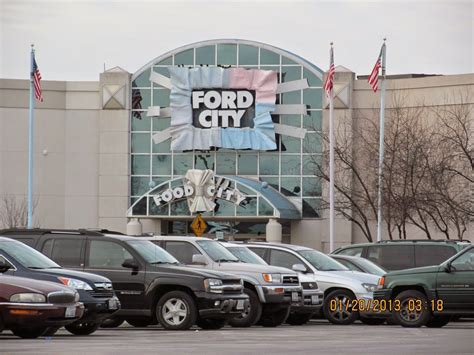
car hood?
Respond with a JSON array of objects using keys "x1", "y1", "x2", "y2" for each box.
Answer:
[
  {"x1": 35, "y1": 268, "x2": 111, "y2": 283},
  {"x1": 213, "y1": 262, "x2": 296, "y2": 275},
  {"x1": 325, "y1": 270, "x2": 381, "y2": 284},
  {"x1": 309, "y1": 270, "x2": 380, "y2": 287},
  {"x1": 149, "y1": 264, "x2": 241, "y2": 281},
  {"x1": 386, "y1": 265, "x2": 440, "y2": 277},
  {"x1": 0, "y1": 274, "x2": 73, "y2": 296}
]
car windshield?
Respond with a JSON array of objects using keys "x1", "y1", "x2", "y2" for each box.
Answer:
[
  {"x1": 298, "y1": 249, "x2": 348, "y2": 271},
  {"x1": 0, "y1": 240, "x2": 61, "y2": 269},
  {"x1": 127, "y1": 240, "x2": 179, "y2": 265},
  {"x1": 354, "y1": 258, "x2": 386, "y2": 276},
  {"x1": 226, "y1": 246, "x2": 267, "y2": 265},
  {"x1": 196, "y1": 240, "x2": 239, "y2": 262}
]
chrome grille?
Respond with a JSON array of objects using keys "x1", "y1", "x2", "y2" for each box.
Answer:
[
  {"x1": 282, "y1": 275, "x2": 299, "y2": 285},
  {"x1": 88, "y1": 282, "x2": 115, "y2": 298},
  {"x1": 301, "y1": 282, "x2": 318, "y2": 290}
]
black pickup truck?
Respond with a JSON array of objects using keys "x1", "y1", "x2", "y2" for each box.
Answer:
[{"x1": 1, "y1": 229, "x2": 249, "y2": 330}]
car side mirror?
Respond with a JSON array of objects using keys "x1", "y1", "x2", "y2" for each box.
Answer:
[
  {"x1": 122, "y1": 258, "x2": 139, "y2": 270},
  {"x1": 443, "y1": 263, "x2": 452, "y2": 273},
  {"x1": 292, "y1": 263, "x2": 307, "y2": 273},
  {"x1": 0, "y1": 260, "x2": 11, "y2": 273},
  {"x1": 192, "y1": 254, "x2": 207, "y2": 265}
]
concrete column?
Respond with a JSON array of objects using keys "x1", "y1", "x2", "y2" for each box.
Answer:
[
  {"x1": 141, "y1": 218, "x2": 162, "y2": 235},
  {"x1": 266, "y1": 218, "x2": 282, "y2": 243},
  {"x1": 127, "y1": 218, "x2": 142, "y2": 236}
]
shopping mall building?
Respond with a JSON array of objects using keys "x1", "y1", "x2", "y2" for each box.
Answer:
[{"x1": 1, "y1": 40, "x2": 472, "y2": 251}]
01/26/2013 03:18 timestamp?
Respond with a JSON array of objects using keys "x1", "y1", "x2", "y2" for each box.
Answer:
[{"x1": 329, "y1": 299, "x2": 445, "y2": 313}]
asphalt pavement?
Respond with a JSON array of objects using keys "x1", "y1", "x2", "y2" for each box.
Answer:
[{"x1": 1, "y1": 320, "x2": 473, "y2": 355}]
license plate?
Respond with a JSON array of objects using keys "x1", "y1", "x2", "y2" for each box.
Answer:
[
  {"x1": 108, "y1": 299, "x2": 118, "y2": 310},
  {"x1": 65, "y1": 306, "x2": 76, "y2": 318},
  {"x1": 236, "y1": 300, "x2": 245, "y2": 310},
  {"x1": 311, "y1": 295, "x2": 320, "y2": 304},
  {"x1": 291, "y1": 292, "x2": 299, "y2": 303}
]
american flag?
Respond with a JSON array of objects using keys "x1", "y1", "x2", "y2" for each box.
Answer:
[
  {"x1": 368, "y1": 44, "x2": 385, "y2": 92},
  {"x1": 323, "y1": 44, "x2": 335, "y2": 96},
  {"x1": 132, "y1": 89, "x2": 143, "y2": 119},
  {"x1": 32, "y1": 55, "x2": 43, "y2": 102}
]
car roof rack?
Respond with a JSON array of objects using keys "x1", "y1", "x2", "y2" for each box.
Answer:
[
  {"x1": 376, "y1": 239, "x2": 466, "y2": 244},
  {"x1": 0, "y1": 228, "x2": 105, "y2": 237},
  {"x1": 85, "y1": 229, "x2": 125, "y2": 235}
]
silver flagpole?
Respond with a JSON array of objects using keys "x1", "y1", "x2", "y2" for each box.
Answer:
[
  {"x1": 376, "y1": 39, "x2": 387, "y2": 242},
  {"x1": 328, "y1": 43, "x2": 335, "y2": 252},
  {"x1": 27, "y1": 44, "x2": 35, "y2": 228}
]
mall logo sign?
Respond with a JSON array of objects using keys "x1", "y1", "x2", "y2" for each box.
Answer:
[{"x1": 152, "y1": 169, "x2": 247, "y2": 213}]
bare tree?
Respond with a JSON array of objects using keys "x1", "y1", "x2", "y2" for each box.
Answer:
[{"x1": 0, "y1": 195, "x2": 39, "y2": 229}]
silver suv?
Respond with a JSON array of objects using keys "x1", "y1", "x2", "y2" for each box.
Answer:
[
  {"x1": 143, "y1": 236, "x2": 316, "y2": 327},
  {"x1": 222, "y1": 242, "x2": 324, "y2": 325},
  {"x1": 244, "y1": 242, "x2": 383, "y2": 325}
]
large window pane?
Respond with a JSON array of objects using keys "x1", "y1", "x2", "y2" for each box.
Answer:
[
  {"x1": 214, "y1": 199, "x2": 235, "y2": 216},
  {"x1": 281, "y1": 155, "x2": 300, "y2": 175},
  {"x1": 282, "y1": 91, "x2": 301, "y2": 104},
  {"x1": 259, "y1": 154, "x2": 279, "y2": 175},
  {"x1": 170, "y1": 200, "x2": 190, "y2": 216},
  {"x1": 239, "y1": 44, "x2": 258, "y2": 65},
  {"x1": 281, "y1": 66, "x2": 301, "y2": 82},
  {"x1": 152, "y1": 155, "x2": 171, "y2": 175},
  {"x1": 260, "y1": 48, "x2": 279, "y2": 64},
  {"x1": 132, "y1": 89, "x2": 151, "y2": 109},
  {"x1": 132, "y1": 116, "x2": 151, "y2": 131},
  {"x1": 238, "y1": 154, "x2": 258, "y2": 175},
  {"x1": 303, "y1": 133, "x2": 322, "y2": 154},
  {"x1": 153, "y1": 117, "x2": 171, "y2": 131},
  {"x1": 302, "y1": 177, "x2": 321, "y2": 196},
  {"x1": 131, "y1": 133, "x2": 150, "y2": 153},
  {"x1": 174, "y1": 49, "x2": 194, "y2": 65},
  {"x1": 173, "y1": 155, "x2": 193, "y2": 175},
  {"x1": 217, "y1": 44, "x2": 237, "y2": 65},
  {"x1": 196, "y1": 45, "x2": 215, "y2": 65},
  {"x1": 303, "y1": 155, "x2": 321, "y2": 175},
  {"x1": 281, "y1": 177, "x2": 301, "y2": 196},
  {"x1": 216, "y1": 153, "x2": 236, "y2": 174},
  {"x1": 304, "y1": 110, "x2": 322, "y2": 131},
  {"x1": 131, "y1": 177, "x2": 149, "y2": 196},
  {"x1": 152, "y1": 140, "x2": 171, "y2": 153},
  {"x1": 237, "y1": 197, "x2": 257, "y2": 216},
  {"x1": 195, "y1": 153, "x2": 215, "y2": 170},
  {"x1": 157, "y1": 57, "x2": 172, "y2": 65},
  {"x1": 153, "y1": 89, "x2": 170, "y2": 107},
  {"x1": 281, "y1": 136, "x2": 301, "y2": 153},
  {"x1": 280, "y1": 114, "x2": 301, "y2": 128},
  {"x1": 303, "y1": 88, "x2": 322, "y2": 109},
  {"x1": 132, "y1": 69, "x2": 151, "y2": 87},
  {"x1": 131, "y1": 155, "x2": 150, "y2": 175},
  {"x1": 304, "y1": 68, "x2": 323, "y2": 87},
  {"x1": 258, "y1": 198, "x2": 274, "y2": 216}
]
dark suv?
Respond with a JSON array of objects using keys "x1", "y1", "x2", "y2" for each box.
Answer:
[
  {"x1": 332, "y1": 240, "x2": 471, "y2": 271},
  {"x1": 1, "y1": 229, "x2": 249, "y2": 330},
  {"x1": 0, "y1": 236, "x2": 119, "y2": 335}
]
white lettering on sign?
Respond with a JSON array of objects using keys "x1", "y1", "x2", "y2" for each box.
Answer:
[
  {"x1": 192, "y1": 90, "x2": 254, "y2": 128},
  {"x1": 153, "y1": 181, "x2": 246, "y2": 207}
]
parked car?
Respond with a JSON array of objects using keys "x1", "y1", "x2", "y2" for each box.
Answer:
[
  {"x1": 0, "y1": 236, "x2": 119, "y2": 335},
  {"x1": 374, "y1": 245, "x2": 474, "y2": 328},
  {"x1": 147, "y1": 236, "x2": 312, "y2": 327},
  {"x1": 1, "y1": 229, "x2": 249, "y2": 330},
  {"x1": 0, "y1": 261, "x2": 84, "y2": 339},
  {"x1": 331, "y1": 255, "x2": 386, "y2": 276},
  {"x1": 221, "y1": 241, "x2": 324, "y2": 325},
  {"x1": 332, "y1": 240, "x2": 471, "y2": 271},
  {"x1": 243, "y1": 242, "x2": 383, "y2": 325}
]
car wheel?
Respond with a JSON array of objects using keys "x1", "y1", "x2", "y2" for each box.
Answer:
[
  {"x1": 360, "y1": 317, "x2": 386, "y2": 325},
  {"x1": 426, "y1": 316, "x2": 451, "y2": 328},
  {"x1": 393, "y1": 290, "x2": 431, "y2": 328},
  {"x1": 43, "y1": 326, "x2": 61, "y2": 336},
  {"x1": 323, "y1": 289, "x2": 359, "y2": 325},
  {"x1": 65, "y1": 322, "x2": 100, "y2": 335},
  {"x1": 228, "y1": 288, "x2": 262, "y2": 328},
  {"x1": 196, "y1": 318, "x2": 228, "y2": 330},
  {"x1": 100, "y1": 318, "x2": 125, "y2": 328},
  {"x1": 156, "y1": 291, "x2": 197, "y2": 330},
  {"x1": 126, "y1": 319, "x2": 152, "y2": 328},
  {"x1": 285, "y1": 312, "x2": 313, "y2": 325},
  {"x1": 259, "y1": 306, "x2": 291, "y2": 327},
  {"x1": 11, "y1": 327, "x2": 48, "y2": 339}
]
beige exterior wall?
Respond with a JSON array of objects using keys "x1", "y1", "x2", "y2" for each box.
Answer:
[{"x1": 1, "y1": 70, "x2": 472, "y2": 247}]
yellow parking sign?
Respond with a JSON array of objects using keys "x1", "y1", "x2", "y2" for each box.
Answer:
[{"x1": 191, "y1": 214, "x2": 207, "y2": 237}]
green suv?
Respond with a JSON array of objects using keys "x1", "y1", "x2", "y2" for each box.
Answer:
[
  {"x1": 332, "y1": 240, "x2": 470, "y2": 271},
  {"x1": 374, "y1": 246, "x2": 474, "y2": 327}
]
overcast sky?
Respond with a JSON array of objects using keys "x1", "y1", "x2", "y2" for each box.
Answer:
[{"x1": 1, "y1": 0, "x2": 472, "y2": 81}]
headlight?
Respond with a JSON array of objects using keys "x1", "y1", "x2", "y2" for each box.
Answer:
[
  {"x1": 204, "y1": 278, "x2": 223, "y2": 293},
  {"x1": 10, "y1": 293, "x2": 46, "y2": 303},
  {"x1": 58, "y1": 277, "x2": 93, "y2": 290},
  {"x1": 262, "y1": 273, "x2": 282, "y2": 283},
  {"x1": 362, "y1": 283, "x2": 377, "y2": 292}
]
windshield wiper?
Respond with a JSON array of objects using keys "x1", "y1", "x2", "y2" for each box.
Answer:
[
  {"x1": 27, "y1": 266, "x2": 46, "y2": 269},
  {"x1": 215, "y1": 259, "x2": 238, "y2": 263}
]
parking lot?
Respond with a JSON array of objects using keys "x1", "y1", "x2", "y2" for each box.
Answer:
[{"x1": 1, "y1": 320, "x2": 473, "y2": 354}]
